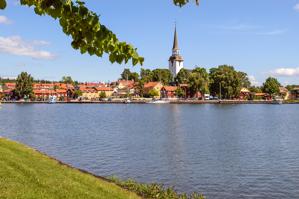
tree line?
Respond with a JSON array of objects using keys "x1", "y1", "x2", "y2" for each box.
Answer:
[
  {"x1": 120, "y1": 65, "x2": 284, "y2": 99},
  {"x1": 0, "y1": 68, "x2": 288, "y2": 100}
]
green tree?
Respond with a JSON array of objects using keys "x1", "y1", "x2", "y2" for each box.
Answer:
[
  {"x1": 152, "y1": 69, "x2": 173, "y2": 85},
  {"x1": 61, "y1": 76, "x2": 74, "y2": 84},
  {"x1": 14, "y1": 72, "x2": 34, "y2": 99},
  {"x1": 73, "y1": 89, "x2": 82, "y2": 99},
  {"x1": 135, "y1": 80, "x2": 145, "y2": 97},
  {"x1": 0, "y1": 1, "x2": 198, "y2": 65},
  {"x1": 286, "y1": 85, "x2": 298, "y2": 91},
  {"x1": 175, "y1": 68, "x2": 191, "y2": 84},
  {"x1": 130, "y1": 72, "x2": 139, "y2": 82},
  {"x1": 140, "y1": 68, "x2": 153, "y2": 83},
  {"x1": 148, "y1": 89, "x2": 159, "y2": 98},
  {"x1": 54, "y1": 85, "x2": 59, "y2": 90},
  {"x1": 238, "y1": 72, "x2": 251, "y2": 88},
  {"x1": 173, "y1": 0, "x2": 200, "y2": 6},
  {"x1": 121, "y1": 69, "x2": 139, "y2": 81},
  {"x1": 249, "y1": 86, "x2": 262, "y2": 93},
  {"x1": 262, "y1": 77, "x2": 281, "y2": 96},
  {"x1": 121, "y1": 69, "x2": 131, "y2": 80},
  {"x1": 186, "y1": 67, "x2": 209, "y2": 97},
  {"x1": 175, "y1": 87, "x2": 185, "y2": 98},
  {"x1": 99, "y1": 91, "x2": 106, "y2": 99},
  {"x1": 209, "y1": 65, "x2": 242, "y2": 99}
]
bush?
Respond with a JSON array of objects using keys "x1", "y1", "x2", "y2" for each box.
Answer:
[
  {"x1": 99, "y1": 91, "x2": 107, "y2": 99},
  {"x1": 109, "y1": 177, "x2": 205, "y2": 199},
  {"x1": 148, "y1": 89, "x2": 159, "y2": 98}
]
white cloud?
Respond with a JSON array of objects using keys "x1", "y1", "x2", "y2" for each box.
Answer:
[
  {"x1": 248, "y1": 75, "x2": 259, "y2": 86},
  {"x1": 0, "y1": 36, "x2": 55, "y2": 60},
  {"x1": 32, "y1": 40, "x2": 50, "y2": 46},
  {"x1": 294, "y1": 3, "x2": 299, "y2": 12},
  {"x1": 256, "y1": 29, "x2": 287, "y2": 36},
  {"x1": 271, "y1": 67, "x2": 299, "y2": 77},
  {"x1": 0, "y1": 16, "x2": 12, "y2": 25},
  {"x1": 214, "y1": 23, "x2": 286, "y2": 36},
  {"x1": 215, "y1": 23, "x2": 260, "y2": 31}
]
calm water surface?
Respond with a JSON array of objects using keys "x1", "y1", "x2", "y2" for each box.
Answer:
[{"x1": 0, "y1": 104, "x2": 299, "y2": 198}]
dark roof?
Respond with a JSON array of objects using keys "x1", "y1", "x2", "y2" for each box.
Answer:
[
  {"x1": 173, "y1": 26, "x2": 179, "y2": 50},
  {"x1": 169, "y1": 55, "x2": 184, "y2": 62}
]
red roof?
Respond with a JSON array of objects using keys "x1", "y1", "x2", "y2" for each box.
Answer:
[
  {"x1": 118, "y1": 80, "x2": 134, "y2": 86},
  {"x1": 55, "y1": 89, "x2": 67, "y2": 93},
  {"x1": 144, "y1": 82, "x2": 161, "y2": 89},
  {"x1": 95, "y1": 87, "x2": 113, "y2": 91},
  {"x1": 4, "y1": 83, "x2": 16, "y2": 89},
  {"x1": 162, "y1": 86, "x2": 177, "y2": 92},
  {"x1": 33, "y1": 90, "x2": 56, "y2": 95},
  {"x1": 255, "y1": 93, "x2": 267, "y2": 96},
  {"x1": 79, "y1": 87, "x2": 97, "y2": 93}
]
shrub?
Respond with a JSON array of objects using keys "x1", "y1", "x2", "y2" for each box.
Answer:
[{"x1": 109, "y1": 177, "x2": 205, "y2": 199}]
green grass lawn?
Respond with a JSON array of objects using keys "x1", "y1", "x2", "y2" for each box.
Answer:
[{"x1": 0, "y1": 138, "x2": 140, "y2": 199}]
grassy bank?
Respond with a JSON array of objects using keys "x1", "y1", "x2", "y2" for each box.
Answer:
[
  {"x1": 0, "y1": 138, "x2": 140, "y2": 199},
  {"x1": 0, "y1": 138, "x2": 205, "y2": 199}
]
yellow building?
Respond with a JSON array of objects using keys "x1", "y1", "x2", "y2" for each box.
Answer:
[
  {"x1": 95, "y1": 87, "x2": 114, "y2": 98},
  {"x1": 81, "y1": 88, "x2": 98, "y2": 100},
  {"x1": 144, "y1": 82, "x2": 163, "y2": 98}
]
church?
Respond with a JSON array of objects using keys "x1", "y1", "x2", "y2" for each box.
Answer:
[{"x1": 169, "y1": 26, "x2": 184, "y2": 78}]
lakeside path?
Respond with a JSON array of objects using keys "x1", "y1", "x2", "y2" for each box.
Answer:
[
  {"x1": 0, "y1": 138, "x2": 140, "y2": 199},
  {"x1": 1, "y1": 100, "x2": 299, "y2": 104}
]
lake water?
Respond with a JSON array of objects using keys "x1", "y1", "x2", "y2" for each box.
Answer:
[{"x1": 0, "y1": 104, "x2": 299, "y2": 198}]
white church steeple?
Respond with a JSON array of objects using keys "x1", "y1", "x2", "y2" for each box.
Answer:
[{"x1": 169, "y1": 26, "x2": 184, "y2": 78}]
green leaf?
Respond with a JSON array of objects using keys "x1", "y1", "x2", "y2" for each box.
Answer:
[{"x1": 0, "y1": 0, "x2": 7, "y2": 9}]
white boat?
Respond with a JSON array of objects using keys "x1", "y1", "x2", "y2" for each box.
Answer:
[
  {"x1": 272, "y1": 96, "x2": 283, "y2": 105},
  {"x1": 147, "y1": 100, "x2": 170, "y2": 104},
  {"x1": 123, "y1": 99, "x2": 131, "y2": 104},
  {"x1": 48, "y1": 96, "x2": 57, "y2": 104}
]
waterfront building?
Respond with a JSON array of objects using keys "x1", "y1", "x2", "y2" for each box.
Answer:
[
  {"x1": 33, "y1": 83, "x2": 54, "y2": 90},
  {"x1": 239, "y1": 88, "x2": 251, "y2": 100},
  {"x1": 291, "y1": 87, "x2": 299, "y2": 100},
  {"x1": 279, "y1": 87, "x2": 289, "y2": 100},
  {"x1": 169, "y1": 26, "x2": 184, "y2": 78},
  {"x1": 144, "y1": 82, "x2": 163, "y2": 98},
  {"x1": 253, "y1": 93, "x2": 271, "y2": 100},
  {"x1": 161, "y1": 86, "x2": 178, "y2": 98},
  {"x1": 33, "y1": 89, "x2": 67, "y2": 101},
  {"x1": 4, "y1": 83, "x2": 16, "y2": 90},
  {"x1": 80, "y1": 88, "x2": 98, "y2": 100},
  {"x1": 95, "y1": 87, "x2": 114, "y2": 98},
  {"x1": 117, "y1": 80, "x2": 135, "y2": 90},
  {"x1": 114, "y1": 80, "x2": 135, "y2": 97}
]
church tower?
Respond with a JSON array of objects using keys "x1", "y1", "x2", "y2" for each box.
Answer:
[{"x1": 169, "y1": 26, "x2": 184, "y2": 78}]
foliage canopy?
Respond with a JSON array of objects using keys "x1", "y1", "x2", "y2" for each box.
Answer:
[
  {"x1": 14, "y1": 72, "x2": 34, "y2": 99},
  {"x1": 0, "y1": 0, "x2": 198, "y2": 65},
  {"x1": 262, "y1": 77, "x2": 281, "y2": 96}
]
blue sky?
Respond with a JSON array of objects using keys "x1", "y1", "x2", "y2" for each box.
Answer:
[{"x1": 1, "y1": 0, "x2": 299, "y2": 85}]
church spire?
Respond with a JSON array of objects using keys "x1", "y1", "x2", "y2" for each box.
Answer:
[
  {"x1": 172, "y1": 25, "x2": 179, "y2": 51},
  {"x1": 169, "y1": 25, "x2": 184, "y2": 78}
]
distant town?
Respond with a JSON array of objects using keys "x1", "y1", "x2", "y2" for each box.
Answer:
[{"x1": 0, "y1": 28, "x2": 298, "y2": 103}]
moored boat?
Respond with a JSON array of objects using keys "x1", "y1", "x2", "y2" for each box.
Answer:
[
  {"x1": 272, "y1": 96, "x2": 283, "y2": 105},
  {"x1": 147, "y1": 99, "x2": 170, "y2": 104},
  {"x1": 48, "y1": 96, "x2": 57, "y2": 104}
]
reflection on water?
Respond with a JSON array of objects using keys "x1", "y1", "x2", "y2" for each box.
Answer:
[{"x1": 1, "y1": 104, "x2": 299, "y2": 198}]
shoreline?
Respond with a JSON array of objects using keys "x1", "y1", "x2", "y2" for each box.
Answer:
[
  {"x1": 1, "y1": 100, "x2": 299, "y2": 104},
  {"x1": 0, "y1": 137, "x2": 204, "y2": 199},
  {"x1": 0, "y1": 137, "x2": 141, "y2": 199}
]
